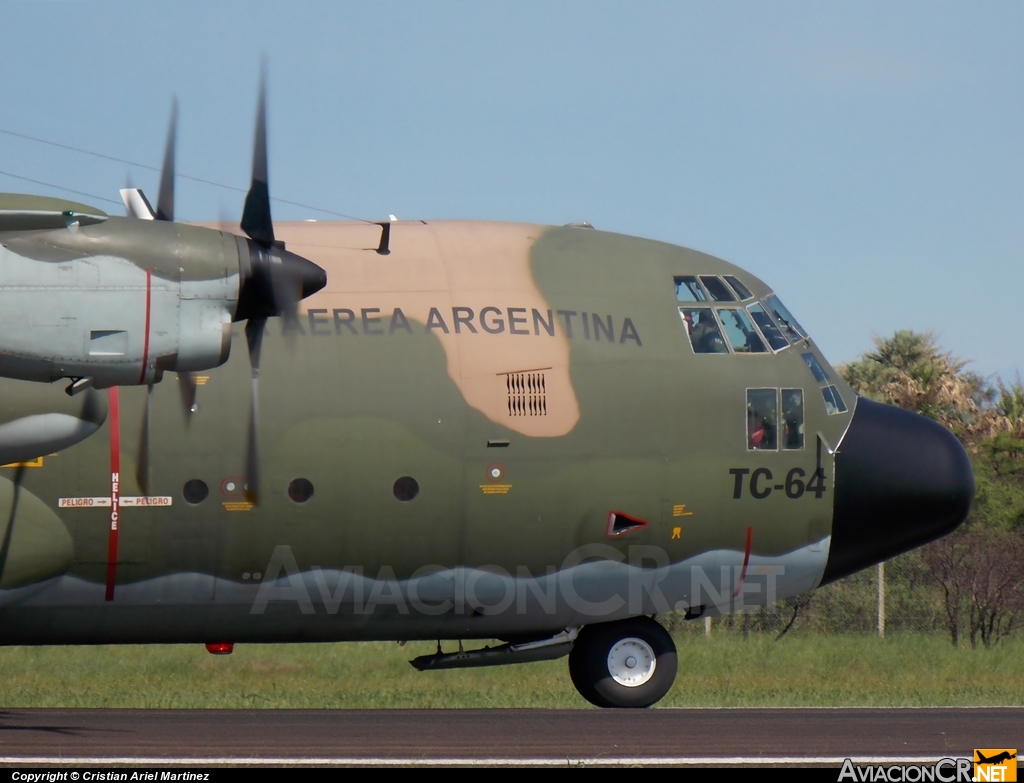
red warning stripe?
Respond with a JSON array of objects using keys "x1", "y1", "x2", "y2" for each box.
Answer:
[
  {"x1": 138, "y1": 267, "x2": 152, "y2": 385},
  {"x1": 104, "y1": 386, "x2": 121, "y2": 602},
  {"x1": 732, "y1": 526, "x2": 753, "y2": 598}
]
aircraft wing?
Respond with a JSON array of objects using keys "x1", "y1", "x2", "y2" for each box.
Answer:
[{"x1": 0, "y1": 193, "x2": 107, "y2": 231}]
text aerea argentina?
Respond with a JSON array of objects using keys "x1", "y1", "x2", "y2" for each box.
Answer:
[{"x1": 289, "y1": 306, "x2": 643, "y2": 346}]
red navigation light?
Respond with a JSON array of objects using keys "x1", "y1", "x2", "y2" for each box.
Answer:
[{"x1": 205, "y1": 642, "x2": 234, "y2": 655}]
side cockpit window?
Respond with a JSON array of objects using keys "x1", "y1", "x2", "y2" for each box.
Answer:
[
  {"x1": 802, "y1": 352, "x2": 849, "y2": 416},
  {"x1": 821, "y1": 384, "x2": 848, "y2": 415},
  {"x1": 801, "y1": 352, "x2": 829, "y2": 381},
  {"x1": 747, "y1": 389, "x2": 778, "y2": 450},
  {"x1": 748, "y1": 388, "x2": 805, "y2": 451},
  {"x1": 679, "y1": 308, "x2": 728, "y2": 353},
  {"x1": 747, "y1": 388, "x2": 805, "y2": 451},
  {"x1": 782, "y1": 389, "x2": 804, "y2": 449}
]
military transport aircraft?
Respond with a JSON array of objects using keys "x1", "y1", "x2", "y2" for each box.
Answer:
[{"x1": 0, "y1": 77, "x2": 973, "y2": 708}]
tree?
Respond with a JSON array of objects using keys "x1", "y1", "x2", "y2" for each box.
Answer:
[
  {"x1": 996, "y1": 377, "x2": 1024, "y2": 434},
  {"x1": 923, "y1": 529, "x2": 1024, "y2": 647},
  {"x1": 840, "y1": 330, "x2": 994, "y2": 441},
  {"x1": 840, "y1": 331, "x2": 1024, "y2": 646}
]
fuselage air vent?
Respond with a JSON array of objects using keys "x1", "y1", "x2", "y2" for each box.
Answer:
[{"x1": 506, "y1": 371, "x2": 547, "y2": 417}]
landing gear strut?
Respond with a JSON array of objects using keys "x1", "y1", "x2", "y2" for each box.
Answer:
[{"x1": 568, "y1": 617, "x2": 677, "y2": 708}]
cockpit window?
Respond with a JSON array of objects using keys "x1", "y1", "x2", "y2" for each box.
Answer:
[
  {"x1": 747, "y1": 389, "x2": 778, "y2": 450},
  {"x1": 801, "y1": 352, "x2": 830, "y2": 382},
  {"x1": 679, "y1": 308, "x2": 728, "y2": 354},
  {"x1": 674, "y1": 276, "x2": 707, "y2": 302},
  {"x1": 821, "y1": 384, "x2": 848, "y2": 415},
  {"x1": 724, "y1": 275, "x2": 753, "y2": 300},
  {"x1": 746, "y1": 304, "x2": 789, "y2": 351},
  {"x1": 699, "y1": 276, "x2": 736, "y2": 302},
  {"x1": 763, "y1": 295, "x2": 807, "y2": 342},
  {"x1": 781, "y1": 389, "x2": 804, "y2": 450},
  {"x1": 716, "y1": 308, "x2": 768, "y2": 353}
]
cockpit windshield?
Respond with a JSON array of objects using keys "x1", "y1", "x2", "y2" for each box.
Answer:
[
  {"x1": 716, "y1": 308, "x2": 768, "y2": 353},
  {"x1": 763, "y1": 295, "x2": 807, "y2": 342},
  {"x1": 672, "y1": 275, "x2": 813, "y2": 357},
  {"x1": 746, "y1": 304, "x2": 789, "y2": 351}
]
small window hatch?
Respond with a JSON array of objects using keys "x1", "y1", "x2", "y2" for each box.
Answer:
[
  {"x1": 699, "y1": 275, "x2": 736, "y2": 302},
  {"x1": 724, "y1": 275, "x2": 754, "y2": 300},
  {"x1": 606, "y1": 511, "x2": 649, "y2": 537},
  {"x1": 506, "y1": 371, "x2": 547, "y2": 416},
  {"x1": 674, "y1": 276, "x2": 707, "y2": 302}
]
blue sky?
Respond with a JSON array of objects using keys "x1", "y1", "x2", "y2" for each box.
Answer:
[{"x1": 1, "y1": 2, "x2": 1021, "y2": 379}]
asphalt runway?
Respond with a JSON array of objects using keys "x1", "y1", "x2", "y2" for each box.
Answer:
[{"x1": 0, "y1": 708, "x2": 1018, "y2": 766}]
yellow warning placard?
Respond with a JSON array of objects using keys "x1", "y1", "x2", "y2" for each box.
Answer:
[{"x1": 480, "y1": 484, "x2": 511, "y2": 495}]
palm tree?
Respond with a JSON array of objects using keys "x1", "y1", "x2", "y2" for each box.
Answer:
[
  {"x1": 840, "y1": 330, "x2": 993, "y2": 439},
  {"x1": 997, "y1": 377, "x2": 1024, "y2": 433}
]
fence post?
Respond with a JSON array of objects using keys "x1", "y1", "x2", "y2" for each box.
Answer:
[
  {"x1": 877, "y1": 561, "x2": 886, "y2": 638},
  {"x1": 704, "y1": 615, "x2": 712, "y2": 637}
]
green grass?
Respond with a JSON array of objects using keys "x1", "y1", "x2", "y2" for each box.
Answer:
[{"x1": 0, "y1": 634, "x2": 1020, "y2": 708}]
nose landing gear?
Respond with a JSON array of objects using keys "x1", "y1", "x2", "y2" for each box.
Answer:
[{"x1": 568, "y1": 616, "x2": 678, "y2": 708}]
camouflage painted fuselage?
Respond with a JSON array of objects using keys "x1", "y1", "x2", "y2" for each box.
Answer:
[{"x1": 0, "y1": 220, "x2": 855, "y2": 644}]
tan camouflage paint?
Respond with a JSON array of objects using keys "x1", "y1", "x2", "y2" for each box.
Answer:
[{"x1": 269, "y1": 221, "x2": 580, "y2": 438}]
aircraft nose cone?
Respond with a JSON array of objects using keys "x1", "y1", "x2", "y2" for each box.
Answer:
[{"x1": 820, "y1": 397, "x2": 974, "y2": 585}]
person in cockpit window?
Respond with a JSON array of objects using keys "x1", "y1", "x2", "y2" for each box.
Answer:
[{"x1": 691, "y1": 311, "x2": 727, "y2": 354}]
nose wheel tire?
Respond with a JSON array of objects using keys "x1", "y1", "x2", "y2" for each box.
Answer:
[{"x1": 568, "y1": 617, "x2": 678, "y2": 708}]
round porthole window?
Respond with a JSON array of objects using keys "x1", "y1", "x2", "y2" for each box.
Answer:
[
  {"x1": 288, "y1": 478, "x2": 314, "y2": 503},
  {"x1": 183, "y1": 479, "x2": 209, "y2": 505},
  {"x1": 393, "y1": 476, "x2": 419, "y2": 502}
]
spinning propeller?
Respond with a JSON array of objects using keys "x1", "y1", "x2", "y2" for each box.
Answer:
[{"x1": 134, "y1": 70, "x2": 327, "y2": 502}]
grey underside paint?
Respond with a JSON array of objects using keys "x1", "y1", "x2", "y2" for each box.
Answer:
[{"x1": 0, "y1": 537, "x2": 827, "y2": 644}]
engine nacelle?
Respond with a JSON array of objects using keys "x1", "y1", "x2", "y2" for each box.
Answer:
[{"x1": 0, "y1": 201, "x2": 243, "y2": 389}]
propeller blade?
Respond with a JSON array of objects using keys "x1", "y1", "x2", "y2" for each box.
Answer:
[
  {"x1": 240, "y1": 65, "x2": 274, "y2": 247},
  {"x1": 245, "y1": 317, "x2": 265, "y2": 375},
  {"x1": 0, "y1": 465, "x2": 27, "y2": 571},
  {"x1": 232, "y1": 61, "x2": 327, "y2": 325},
  {"x1": 245, "y1": 382, "x2": 261, "y2": 505},
  {"x1": 155, "y1": 97, "x2": 177, "y2": 222},
  {"x1": 244, "y1": 317, "x2": 266, "y2": 504},
  {"x1": 177, "y1": 371, "x2": 197, "y2": 417},
  {"x1": 136, "y1": 384, "x2": 152, "y2": 494}
]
